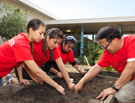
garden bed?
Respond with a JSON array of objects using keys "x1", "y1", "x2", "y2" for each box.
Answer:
[
  {"x1": 85, "y1": 69, "x2": 120, "y2": 78},
  {"x1": 0, "y1": 73, "x2": 117, "y2": 103}
]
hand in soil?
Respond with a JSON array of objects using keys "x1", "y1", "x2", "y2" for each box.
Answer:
[
  {"x1": 96, "y1": 87, "x2": 116, "y2": 101},
  {"x1": 56, "y1": 85, "x2": 65, "y2": 95},
  {"x1": 67, "y1": 81, "x2": 75, "y2": 90},
  {"x1": 33, "y1": 76, "x2": 44, "y2": 85},
  {"x1": 20, "y1": 79, "x2": 30, "y2": 86},
  {"x1": 79, "y1": 69, "x2": 87, "y2": 74},
  {"x1": 74, "y1": 80, "x2": 84, "y2": 94}
]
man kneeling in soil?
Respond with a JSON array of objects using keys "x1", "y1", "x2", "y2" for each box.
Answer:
[{"x1": 75, "y1": 26, "x2": 135, "y2": 103}]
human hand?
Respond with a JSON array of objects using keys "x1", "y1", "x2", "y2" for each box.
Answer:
[
  {"x1": 56, "y1": 85, "x2": 65, "y2": 95},
  {"x1": 74, "y1": 80, "x2": 84, "y2": 94},
  {"x1": 32, "y1": 75, "x2": 44, "y2": 85},
  {"x1": 56, "y1": 72, "x2": 63, "y2": 78},
  {"x1": 96, "y1": 87, "x2": 116, "y2": 101},
  {"x1": 67, "y1": 81, "x2": 75, "y2": 90},
  {"x1": 20, "y1": 79, "x2": 30, "y2": 86},
  {"x1": 79, "y1": 69, "x2": 87, "y2": 74}
]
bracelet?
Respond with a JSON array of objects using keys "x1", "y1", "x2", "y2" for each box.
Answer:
[
  {"x1": 66, "y1": 79, "x2": 71, "y2": 83},
  {"x1": 112, "y1": 84, "x2": 119, "y2": 92},
  {"x1": 77, "y1": 67, "x2": 81, "y2": 71}
]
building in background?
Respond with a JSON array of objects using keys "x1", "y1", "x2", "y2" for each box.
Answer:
[
  {"x1": 1, "y1": 0, "x2": 135, "y2": 57},
  {"x1": 0, "y1": 0, "x2": 59, "y2": 44}
]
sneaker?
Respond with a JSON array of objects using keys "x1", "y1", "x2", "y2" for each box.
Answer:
[{"x1": 4, "y1": 74, "x2": 14, "y2": 86}]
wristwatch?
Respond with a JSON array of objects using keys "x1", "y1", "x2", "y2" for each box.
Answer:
[{"x1": 112, "y1": 84, "x2": 119, "y2": 92}]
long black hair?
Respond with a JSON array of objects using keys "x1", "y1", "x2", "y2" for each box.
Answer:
[
  {"x1": 27, "y1": 18, "x2": 45, "y2": 54},
  {"x1": 42, "y1": 28, "x2": 63, "y2": 61}
]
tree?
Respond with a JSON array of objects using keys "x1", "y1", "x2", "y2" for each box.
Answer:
[
  {"x1": 83, "y1": 39, "x2": 101, "y2": 66},
  {"x1": 0, "y1": 3, "x2": 29, "y2": 41}
]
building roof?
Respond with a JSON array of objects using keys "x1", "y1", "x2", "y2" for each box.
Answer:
[
  {"x1": 15, "y1": 0, "x2": 60, "y2": 20},
  {"x1": 44, "y1": 16, "x2": 135, "y2": 34}
]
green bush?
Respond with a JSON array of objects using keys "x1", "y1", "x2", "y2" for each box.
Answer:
[
  {"x1": 82, "y1": 39, "x2": 115, "y2": 71},
  {"x1": 0, "y1": 3, "x2": 29, "y2": 41},
  {"x1": 83, "y1": 39, "x2": 101, "y2": 66}
]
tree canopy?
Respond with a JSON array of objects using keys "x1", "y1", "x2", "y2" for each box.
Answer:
[{"x1": 0, "y1": 3, "x2": 29, "y2": 41}]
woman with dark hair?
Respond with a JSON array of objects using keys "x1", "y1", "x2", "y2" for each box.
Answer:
[
  {"x1": 15, "y1": 28, "x2": 75, "y2": 90},
  {"x1": 41, "y1": 36, "x2": 86, "y2": 79},
  {"x1": 0, "y1": 19, "x2": 65, "y2": 94}
]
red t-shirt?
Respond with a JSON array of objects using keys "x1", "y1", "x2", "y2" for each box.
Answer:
[
  {"x1": 33, "y1": 40, "x2": 61, "y2": 66},
  {"x1": 0, "y1": 33, "x2": 33, "y2": 77},
  {"x1": 58, "y1": 44, "x2": 75, "y2": 64},
  {"x1": 97, "y1": 35, "x2": 135, "y2": 80}
]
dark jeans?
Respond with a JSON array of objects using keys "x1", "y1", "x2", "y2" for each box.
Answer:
[{"x1": 0, "y1": 78, "x2": 3, "y2": 86}]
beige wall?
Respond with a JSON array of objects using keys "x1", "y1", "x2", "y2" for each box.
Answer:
[
  {"x1": 0, "y1": 0, "x2": 52, "y2": 21},
  {"x1": 0, "y1": 0, "x2": 53, "y2": 44}
]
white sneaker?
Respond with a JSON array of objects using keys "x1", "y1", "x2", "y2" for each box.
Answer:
[{"x1": 4, "y1": 74, "x2": 14, "y2": 86}]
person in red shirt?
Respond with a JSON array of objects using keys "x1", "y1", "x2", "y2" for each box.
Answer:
[
  {"x1": 15, "y1": 28, "x2": 75, "y2": 90},
  {"x1": 74, "y1": 26, "x2": 135, "y2": 102},
  {"x1": 41, "y1": 36, "x2": 86, "y2": 78},
  {"x1": 0, "y1": 19, "x2": 65, "y2": 94}
]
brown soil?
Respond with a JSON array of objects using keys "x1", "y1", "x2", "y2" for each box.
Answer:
[{"x1": 0, "y1": 73, "x2": 117, "y2": 103}]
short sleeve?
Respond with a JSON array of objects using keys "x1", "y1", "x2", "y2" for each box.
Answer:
[
  {"x1": 97, "y1": 51, "x2": 110, "y2": 68},
  {"x1": 11, "y1": 42, "x2": 33, "y2": 63},
  {"x1": 127, "y1": 37, "x2": 135, "y2": 60},
  {"x1": 53, "y1": 47, "x2": 61, "y2": 60},
  {"x1": 69, "y1": 50, "x2": 75, "y2": 63}
]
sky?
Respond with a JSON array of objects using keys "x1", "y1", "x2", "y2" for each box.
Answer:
[{"x1": 29, "y1": 0, "x2": 135, "y2": 20}]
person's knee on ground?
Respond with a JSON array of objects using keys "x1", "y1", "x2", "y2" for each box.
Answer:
[{"x1": 10, "y1": 78, "x2": 18, "y2": 84}]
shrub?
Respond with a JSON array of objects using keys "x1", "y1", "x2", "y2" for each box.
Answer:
[
  {"x1": 0, "y1": 3, "x2": 29, "y2": 41},
  {"x1": 83, "y1": 39, "x2": 101, "y2": 66}
]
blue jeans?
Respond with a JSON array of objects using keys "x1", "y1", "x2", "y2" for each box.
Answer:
[{"x1": 0, "y1": 78, "x2": 3, "y2": 86}]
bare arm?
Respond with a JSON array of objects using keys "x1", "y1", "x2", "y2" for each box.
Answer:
[
  {"x1": 16, "y1": 64, "x2": 30, "y2": 86},
  {"x1": 80, "y1": 64, "x2": 102, "y2": 83},
  {"x1": 96, "y1": 61, "x2": 135, "y2": 101},
  {"x1": 24, "y1": 60, "x2": 65, "y2": 94},
  {"x1": 73, "y1": 64, "x2": 87, "y2": 74},
  {"x1": 75, "y1": 64, "x2": 102, "y2": 93},
  {"x1": 16, "y1": 64, "x2": 23, "y2": 81},
  {"x1": 55, "y1": 58, "x2": 75, "y2": 89},
  {"x1": 24, "y1": 64, "x2": 37, "y2": 79},
  {"x1": 17, "y1": 64, "x2": 35, "y2": 80},
  {"x1": 115, "y1": 61, "x2": 135, "y2": 89},
  {"x1": 49, "y1": 67, "x2": 63, "y2": 78},
  {"x1": 50, "y1": 67, "x2": 59, "y2": 74}
]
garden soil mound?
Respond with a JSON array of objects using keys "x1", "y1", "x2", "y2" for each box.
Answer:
[{"x1": 0, "y1": 73, "x2": 116, "y2": 103}]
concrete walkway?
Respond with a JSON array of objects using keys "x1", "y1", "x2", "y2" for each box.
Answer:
[{"x1": 65, "y1": 64, "x2": 90, "y2": 73}]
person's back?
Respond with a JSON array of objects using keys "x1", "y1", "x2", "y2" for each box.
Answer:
[{"x1": 0, "y1": 33, "x2": 31, "y2": 78}]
